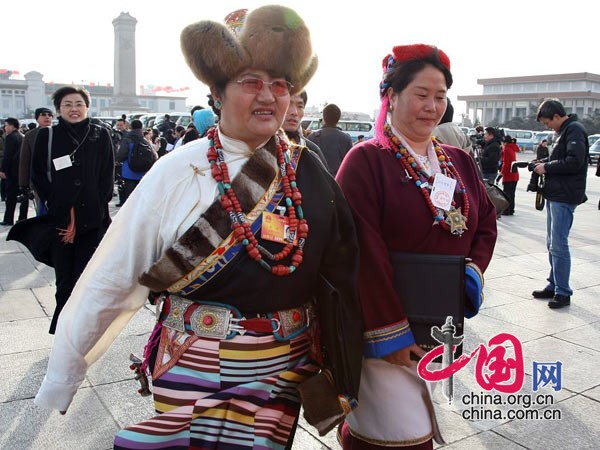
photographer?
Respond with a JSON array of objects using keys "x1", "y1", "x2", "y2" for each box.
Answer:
[
  {"x1": 530, "y1": 99, "x2": 588, "y2": 309},
  {"x1": 479, "y1": 127, "x2": 501, "y2": 184}
]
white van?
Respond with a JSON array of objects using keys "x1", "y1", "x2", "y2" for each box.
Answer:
[
  {"x1": 503, "y1": 129, "x2": 536, "y2": 152},
  {"x1": 301, "y1": 117, "x2": 374, "y2": 142}
]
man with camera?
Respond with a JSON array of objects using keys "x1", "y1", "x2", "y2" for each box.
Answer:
[
  {"x1": 18, "y1": 107, "x2": 54, "y2": 215},
  {"x1": 531, "y1": 99, "x2": 588, "y2": 309}
]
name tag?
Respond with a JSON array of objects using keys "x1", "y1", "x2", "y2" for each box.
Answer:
[
  {"x1": 53, "y1": 155, "x2": 72, "y2": 171},
  {"x1": 430, "y1": 173, "x2": 457, "y2": 210},
  {"x1": 261, "y1": 211, "x2": 298, "y2": 245}
]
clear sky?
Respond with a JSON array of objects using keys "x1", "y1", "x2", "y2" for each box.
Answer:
[{"x1": 2, "y1": 0, "x2": 597, "y2": 121}]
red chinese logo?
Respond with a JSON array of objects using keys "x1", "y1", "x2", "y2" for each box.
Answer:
[{"x1": 418, "y1": 332, "x2": 525, "y2": 394}]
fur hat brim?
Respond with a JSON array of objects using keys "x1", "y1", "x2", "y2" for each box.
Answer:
[{"x1": 181, "y1": 5, "x2": 317, "y2": 94}]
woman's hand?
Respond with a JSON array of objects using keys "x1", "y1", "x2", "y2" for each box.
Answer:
[{"x1": 382, "y1": 344, "x2": 426, "y2": 368}]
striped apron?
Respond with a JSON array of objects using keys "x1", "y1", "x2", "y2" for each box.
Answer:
[{"x1": 113, "y1": 326, "x2": 318, "y2": 449}]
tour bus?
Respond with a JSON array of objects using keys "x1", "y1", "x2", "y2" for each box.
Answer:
[
  {"x1": 503, "y1": 129, "x2": 536, "y2": 152},
  {"x1": 301, "y1": 117, "x2": 375, "y2": 142}
]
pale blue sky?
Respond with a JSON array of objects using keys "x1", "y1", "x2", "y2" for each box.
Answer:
[{"x1": 2, "y1": 0, "x2": 596, "y2": 120}]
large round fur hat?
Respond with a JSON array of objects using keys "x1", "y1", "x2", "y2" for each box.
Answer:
[{"x1": 181, "y1": 5, "x2": 318, "y2": 94}]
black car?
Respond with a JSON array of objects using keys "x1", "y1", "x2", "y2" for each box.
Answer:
[{"x1": 589, "y1": 139, "x2": 600, "y2": 165}]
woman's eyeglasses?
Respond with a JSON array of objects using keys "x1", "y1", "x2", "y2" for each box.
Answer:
[
  {"x1": 234, "y1": 78, "x2": 292, "y2": 97},
  {"x1": 60, "y1": 102, "x2": 87, "y2": 109}
]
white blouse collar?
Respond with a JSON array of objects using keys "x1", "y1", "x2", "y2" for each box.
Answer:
[
  {"x1": 390, "y1": 124, "x2": 441, "y2": 175},
  {"x1": 217, "y1": 125, "x2": 270, "y2": 156}
]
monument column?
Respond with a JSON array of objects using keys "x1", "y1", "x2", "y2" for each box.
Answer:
[{"x1": 112, "y1": 12, "x2": 140, "y2": 111}]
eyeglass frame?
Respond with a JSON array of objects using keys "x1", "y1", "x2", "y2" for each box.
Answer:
[
  {"x1": 234, "y1": 78, "x2": 293, "y2": 97},
  {"x1": 60, "y1": 101, "x2": 87, "y2": 109}
]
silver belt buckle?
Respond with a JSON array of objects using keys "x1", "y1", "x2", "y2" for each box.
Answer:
[
  {"x1": 163, "y1": 297, "x2": 194, "y2": 333},
  {"x1": 190, "y1": 305, "x2": 246, "y2": 339},
  {"x1": 277, "y1": 305, "x2": 310, "y2": 338}
]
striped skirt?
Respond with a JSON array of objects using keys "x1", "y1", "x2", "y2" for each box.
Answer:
[{"x1": 114, "y1": 326, "x2": 318, "y2": 449}]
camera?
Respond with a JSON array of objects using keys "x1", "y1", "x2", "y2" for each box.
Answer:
[
  {"x1": 510, "y1": 161, "x2": 542, "y2": 192},
  {"x1": 16, "y1": 186, "x2": 35, "y2": 203}
]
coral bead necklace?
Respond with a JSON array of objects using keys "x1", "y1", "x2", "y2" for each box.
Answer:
[
  {"x1": 207, "y1": 128, "x2": 308, "y2": 275},
  {"x1": 384, "y1": 124, "x2": 469, "y2": 236}
]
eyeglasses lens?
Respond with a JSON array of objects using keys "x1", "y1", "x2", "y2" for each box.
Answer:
[{"x1": 239, "y1": 79, "x2": 291, "y2": 97}]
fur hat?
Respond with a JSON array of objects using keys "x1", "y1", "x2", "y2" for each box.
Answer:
[{"x1": 180, "y1": 5, "x2": 317, "y2": 94}]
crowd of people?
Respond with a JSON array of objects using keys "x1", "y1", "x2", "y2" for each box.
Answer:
[{"x1": 0, "y1": 4, "x2": 593, "y2": 450}]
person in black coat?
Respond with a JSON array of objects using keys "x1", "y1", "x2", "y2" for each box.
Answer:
[
  {"x1": 531, "y1": 99, "x2": 588, "y2": 309},
  {"x1": 28, "y1": 86, "x2": 114, "y2": 333},
  {"x1": 479, "y1": 127, "x2": 502, "y2": 184},
  {"x1": 0, "y1": 118, "x2": 27, "y2": 225}
]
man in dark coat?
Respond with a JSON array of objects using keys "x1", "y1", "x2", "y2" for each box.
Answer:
[
  {"x1": 0, "y1": 118, "x2": 26, "y2": 225},
  {"x1": 531, "y1": 99, "x2": 588, "y2": 309},
  {"x1": 479, "y1": 127, "x2": 501, "y2": 185},
  {"x1": 116, "y1": 119, "x2": 157, "y2": 204},
  {"x1": 308, "y1": 103, "x2": 353, "y2": 176},
  {"x1": 19, "y1": 107, "x2": 55, "y2": 215}
]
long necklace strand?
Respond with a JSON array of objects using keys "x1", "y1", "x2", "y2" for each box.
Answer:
[
  {"x1": 385, "y1": 125, "x2": 469, "y2": 234},
  {"x1": 207, "y1": 128, "x2": 308, "y2": 275}
]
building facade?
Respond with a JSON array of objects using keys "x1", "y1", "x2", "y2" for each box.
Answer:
[
  {"x1": 458, "y1": 72, "x2": 600, "y2": 125},
  {"x1": 0, "y1": 72, "x2": 187, "y2": 119},
  {"x1": 1, "y1": 12, "x2": 187, "y2": 121}
]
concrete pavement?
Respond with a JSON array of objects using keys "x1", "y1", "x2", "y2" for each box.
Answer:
[{"x1": 1, "y1": 157, "x2": 599, "y2": 449}]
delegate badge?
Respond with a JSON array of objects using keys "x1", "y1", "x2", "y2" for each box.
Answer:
[
  {"x1": 431, "y1": 173, "x2": 457, "y2": 211},
  {"x1": 261, "y1": 211, "x2": 298, "y2": 245}
]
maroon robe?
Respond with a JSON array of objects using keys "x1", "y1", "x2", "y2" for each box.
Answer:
[{"x1": 336, "y1": 140, "x2": 497, "y2": 349}]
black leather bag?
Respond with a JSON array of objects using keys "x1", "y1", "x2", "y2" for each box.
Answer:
[
  {"x1": 483, "y1": 180, "x2": 510, "y2": 215},
  {"x1": 389, "y1": 252, "x2": 465, "y2": 361},
  {"x1": 298, "y1": 273, "x2": 363, "y2": 436},
  {"x1": 313, "y1": 273, "x2": 363, "y2": 398}
]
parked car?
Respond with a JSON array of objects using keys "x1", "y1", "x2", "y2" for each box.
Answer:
[
  {"x1": 588, "y1": 134, "x2": 600, "y2": 147},
  {"x1": 139, "y1": 113, "x2": 160, "y2": 129},
  {"x1": 175, "y1": 113, "x2": 192, "y2": 128},
  {"x1": 588, "y1": 139, "x2": 600, "y2": 165}
]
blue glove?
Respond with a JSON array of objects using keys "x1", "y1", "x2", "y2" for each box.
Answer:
[{"x1": 465, "y1": 263, "x2": 484, "y2": 318}]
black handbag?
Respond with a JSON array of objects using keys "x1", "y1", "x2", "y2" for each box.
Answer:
[
  {"x1": 298, "y1": 273, "x2": 363, "y2": 436},
  {"x1": 483, "y1": 180, "x2": 510, "y2": 215},
  {"x1": 7, "y1": 215, "x2": 60, "y2": 267},
  {"x1": 389, "y1": 252, "x2": 465, "y2": 361},
  {"x1": 312, "y1": 273, "x2": 363, "y2": 399}
]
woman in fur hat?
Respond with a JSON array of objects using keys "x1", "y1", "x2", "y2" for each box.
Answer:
[
  {"x1": 34, "y1": 5, "x2": 362, "y2": 449},
  {"x1": 336, "y1": 45, "x2": 498, "y2": 449}
]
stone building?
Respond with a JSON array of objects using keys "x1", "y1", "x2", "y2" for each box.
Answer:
[{"x1": 458, "y1": 72, "x2": 600, "y2": 125}]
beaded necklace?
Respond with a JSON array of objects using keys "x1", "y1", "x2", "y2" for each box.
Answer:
[
  {"x1": 207, "y1": 128, "x2": 308, "y2": 275},
  {"x1": 384, "y1": 124, "x2": 469, "y2": 236}
]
